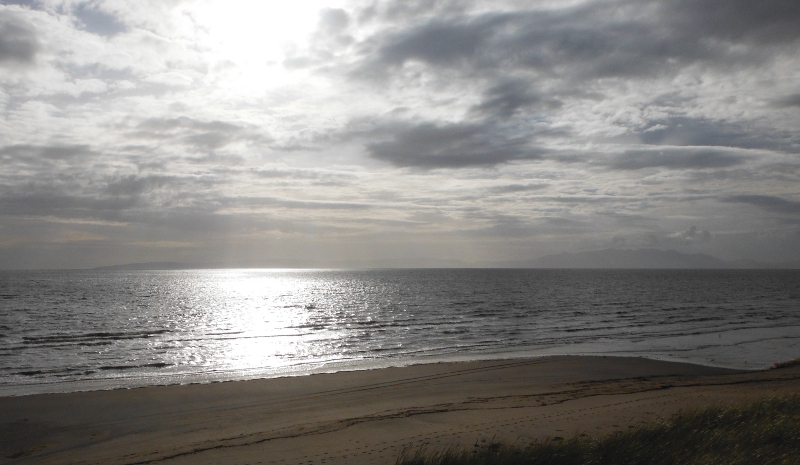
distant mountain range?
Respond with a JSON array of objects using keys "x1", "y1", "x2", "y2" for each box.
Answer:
[
  {"x1": 89, "y1": 257, "x2": 468, "y2": 270},
  {"x1": 91, "y1": 249, "x2": 800, "y2": 270},
  {"x1": 91, "y1": 262, "x2": 205, "y2": 271},
  {"x1": 511, "y1": 248, "x2": 800, "y2": 269}
]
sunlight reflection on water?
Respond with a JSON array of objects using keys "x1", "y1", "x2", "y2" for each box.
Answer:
[
  {"x1": 175, "y1": 270, "x2": 326, "y2": 373},
  {"x1": 1, "y1": 268, "x2": 799, "y2": 395}
]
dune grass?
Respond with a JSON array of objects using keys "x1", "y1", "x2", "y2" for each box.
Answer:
[{"x1": 396, "y1": 394, "x2": 800, "y2": 465}]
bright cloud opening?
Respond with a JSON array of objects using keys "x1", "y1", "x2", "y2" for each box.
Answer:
[{"x1": 181, "y1": 0, "x2": 344, "y2": 93}]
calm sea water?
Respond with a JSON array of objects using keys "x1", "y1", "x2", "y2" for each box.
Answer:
[{"x1": 1, "y1": 269, "x2": 799, "y2": 396}]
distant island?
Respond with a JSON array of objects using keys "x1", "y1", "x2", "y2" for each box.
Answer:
[{"x1": 91, "y1": 249, "x2": 800, "y2": 270}]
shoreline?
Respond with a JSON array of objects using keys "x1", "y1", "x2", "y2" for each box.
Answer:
[
  {"x1": 0, "y1": 350, "x2": 772, "y2": 399},
  {"x1": 2, "y1": 355, "x2": 799, "y2": 465}
]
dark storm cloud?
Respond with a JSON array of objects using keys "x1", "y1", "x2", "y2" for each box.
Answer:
[
  {"x1": 331, "y1": 0, "x2": 800, "y2": 170},
  {"x1": 668, "y1": 0, "x2": 800, "y2": 45},
  {"x1": 608, "y1": 148, "x2": 746, "y2": 170},
  {"x1": 367, "y1": 13, "x2": 502, "y2": 69},
  {"x1": 470, "y1": 80, "x2": 560, "y2": 119},
  {"x1": 348, "y1": 14, "x2": 480, "y2": 72},
  {"x1": 0, "y1": 12, "x2": 39, "y2": 64},
  {"x1": 723, "y1": 195, "x2": 800, "y2": 215},
  {"x1": 367, "y1": 0, "x2": 470, "y2": 22},
  {"x1": 774, "y1": 94, "x2": 800, "y2": 108},
  {"x1": 354, "y1": 0, "x2": 800, "y2": 81},
  {"x1": 73, "y1": 3, "x2": 127, "y2": 37},
  {"x1": 363, "y1": 120, "x2": 544, "y2": 168}
]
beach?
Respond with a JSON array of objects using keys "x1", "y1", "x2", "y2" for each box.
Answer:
[{"x1": 2, "y1": 356, "x2": 799, "y2": 465}]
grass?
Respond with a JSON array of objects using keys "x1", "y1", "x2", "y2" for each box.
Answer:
[{"x1": 396, "y1": 395, "x2": 800, "y2": 465}]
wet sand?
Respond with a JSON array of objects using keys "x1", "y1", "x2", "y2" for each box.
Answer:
[{"x1": 1, "y1": 356, "x2": 798, "y2": 465}]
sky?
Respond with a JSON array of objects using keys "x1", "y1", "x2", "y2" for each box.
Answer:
[{"x1": 1, "y1": 0, "x2": 799, "y2": 269}]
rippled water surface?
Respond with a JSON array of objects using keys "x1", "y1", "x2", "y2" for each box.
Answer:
[{"x1": 1, "y1": 269, "x2": 799, "y2": 395}]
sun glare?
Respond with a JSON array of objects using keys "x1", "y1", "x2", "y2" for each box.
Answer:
[
  {"x1": 209, "y1": 270, "x2": 322, "y2": 373},
  {"x1": 184, "y1": 0, "x2": 345, "y2": 93}
]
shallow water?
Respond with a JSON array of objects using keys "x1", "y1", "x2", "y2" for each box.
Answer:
[{"x1": 1, "y1": 268, "x2": 798, "y2": 395}]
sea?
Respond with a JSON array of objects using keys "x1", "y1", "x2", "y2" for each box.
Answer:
[{"x1": 1, "y1": 268, "x2": 799, "y2": 396}]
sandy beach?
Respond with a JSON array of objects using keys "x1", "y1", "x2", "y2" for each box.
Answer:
[{"x1": 1, "y1": 356, "x2": 798, "y2": 465}]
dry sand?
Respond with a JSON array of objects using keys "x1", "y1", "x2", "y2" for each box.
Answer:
[{"x1": 1, "y1": 356, "x2": 799, "y2": 465}]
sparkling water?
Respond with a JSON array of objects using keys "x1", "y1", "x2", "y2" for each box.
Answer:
[{"x1": 1, "y1": 268, "x2": 798, "y2": 396}]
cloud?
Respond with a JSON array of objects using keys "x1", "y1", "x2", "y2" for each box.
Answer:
[
  {"x1": 320, "y1": 0, "x2": 800, "y2": 177},
  {"x1": 220, "y1": 196, "x2": 372, "y2": 211},
  {"x1": 723, "y1": 195, "x2": 800, "y2": 215},
  {"x1": 0, "y1": 169, "x2": 222, "y2": 224},
  {"x1": 670, "y1": 225, "x2": 712, "y2": 243},
  {"x1": 489, "y1": 183, "x2": 549, "y2": 194},
  {"x1": 73, "y1": 3, "x2": 127, "y2": 37},
  {"x1": 248, "y1": 167, "x2": 357, "y2": 185},
  {"x1": 669, "y1": 0, "x2": 800, "y2": 45},
  {"x1": 135, "y1": 116, "x2": 241, "y2": 137},
  {"x1": 2, "y1": 1, "x2": 39, "y2": 8},
  {"x1": 363, "y1": 0, "x2": 470, "y2": 23},
  {"x1": 362, "y1": 120, "x2": 545, "y2": 168},
  {"x1": 607, "y1": 148, "x2": 746, "y2": 170},
  {"x1": 637, "y1": 117, "x2": 799, "y2": 153},
  {"x1": 0, "y1": 192, "x2": 138, "y2": 219},
  {"x1": 364, "y1": 13, "x2": 502, "y2": 71},
  {"x1": 470, "y1": 79, "x2": 560, "y2": 119},
  {"x1": 130, "y1": 116, "x2": 266, "y2": 154},
  {"x1": 2, "y1": 0, "x2": 800, "y2": 267},
  {"x1": 353, "y1": 0, "x2": 800, "y2": 82},
  {"x1": 0, "y1": 144, "x2": 96, "y2": 162},
  {"x1": 774, "y1": 94, "x2": 800, "y2": 108},
  {"x1": 0, "y1": 10, "x2": 39, "y2": 64},
  {"x1": 0, "y1": 144, "x2": 100, "y2": 181},
  {"x1": 318, "y1": 8, "x2": 350, "y2": 35},
  {"x1": 103, "y1": 174, "x2": 181, "y2": 197}
]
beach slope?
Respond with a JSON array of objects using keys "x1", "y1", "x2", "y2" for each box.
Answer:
[{"x1": 1, "y1": 356, "x2": 798, "y2": 465}]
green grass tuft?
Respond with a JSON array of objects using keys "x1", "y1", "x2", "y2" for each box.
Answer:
[{"x1": 396, "y1": 395, "x2": 800, "y2": 465}]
